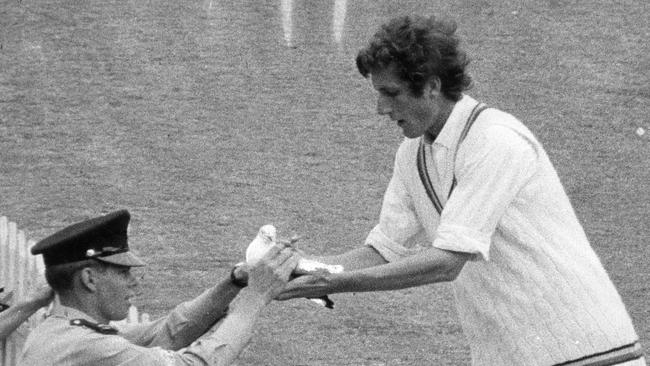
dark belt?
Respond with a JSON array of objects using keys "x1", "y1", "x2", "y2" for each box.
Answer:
[{"x1": 554, "y1": 342, "x2": 644, "y2": 366}]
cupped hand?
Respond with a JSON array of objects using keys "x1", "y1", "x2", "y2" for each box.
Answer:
[
  {"x1": 275, "y1": 273, "x2": 332, "y2": 301},
  {"x1": 247, "y1": 244, "x2": 300, "y2": 303}
]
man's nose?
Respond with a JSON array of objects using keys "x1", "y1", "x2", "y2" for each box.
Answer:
[{"x1": 376, "y1": 95, "x2": 392, "y2": 115}]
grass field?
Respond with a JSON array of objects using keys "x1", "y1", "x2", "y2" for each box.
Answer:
[{"x1": 1, "y1": 0, "x2": 648, "y2": 364}]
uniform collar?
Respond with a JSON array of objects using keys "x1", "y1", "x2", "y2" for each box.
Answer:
[
  {"x1": 50, "y1": 302, "x2": 119, "y2": 334},
  {"x1": 50, "y1": 302, "x2": 98, "y2": 323},
  {"x1": 424, "y1": 94, "x2": 479, "y2": 148}
]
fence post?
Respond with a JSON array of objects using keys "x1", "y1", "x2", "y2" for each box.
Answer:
[
  {"x1": 0, "y1": 216, "x2": 8, "y2": 366},
  {"x1": 0, "y1": 217, "x2": 47, "y2": 366}
]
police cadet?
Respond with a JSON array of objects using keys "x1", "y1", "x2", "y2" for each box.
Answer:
[{"x1": 19, "y1": 209, "x2": 299, "y2": 366}]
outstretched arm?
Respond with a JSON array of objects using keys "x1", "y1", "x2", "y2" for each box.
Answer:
[
  {"x1": 311, "y1": 246, "x2": 388, "y2": 271},
  {"x1": 82, "y1": 245, "x2": 300, "y2": 366},
  {"x1": 278, "y1": 246, "x2": 471, "y2": 300},
  {"x1": 0, "y1": 284, "x2": 53, "y2": 340},
  {"x1": 120, "y1": 274, "x2": 247, "y2": 350},
  {"x1": 179, "y1": 244, "x2": 299, "y2": 366}
]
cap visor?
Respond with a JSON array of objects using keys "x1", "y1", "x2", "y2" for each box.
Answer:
[{"x1": 96, "y1": 252, "x2": 146, "y2": 267}]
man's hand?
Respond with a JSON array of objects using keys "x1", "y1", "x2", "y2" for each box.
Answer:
[
  {"x1": 247, "y1": 244, "x2": 299, "y2": 304},
  {"x1": 27, "y1": 282, "x2": 54, "y2": 309},
  {"x1": 276, "y1": 272, "x2": 335, "y2": 301}
]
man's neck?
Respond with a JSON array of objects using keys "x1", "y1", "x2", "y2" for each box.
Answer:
[
  {"x1": 59, "y1": 294, "x2": 108, "y2": 324},
  {"x1": 425, "y1": 98, "x2": 456, "y2": 141}
]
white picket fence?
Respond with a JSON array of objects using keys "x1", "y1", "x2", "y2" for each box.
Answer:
[
  {"x1": 111, "y1": 304, "x2": 151, "y2": 327},
  {"x1": 0, "y1": 215, "x2": 148, "y2": 366},
  {"x1": 0, "y1": 216, "x2": 46, "y2": 366}
]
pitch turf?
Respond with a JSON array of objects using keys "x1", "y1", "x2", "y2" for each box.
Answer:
[{"x1": 1, "y1": 0, "x2": 648, "y2": 364}]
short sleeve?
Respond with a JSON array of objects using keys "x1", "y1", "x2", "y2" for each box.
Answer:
[
  {"x1": 365, "y1": 159, "x2": 424, "y2": 262},
  {"x1": 433, "y1": 124, "x2": 539, "y2": 260}
]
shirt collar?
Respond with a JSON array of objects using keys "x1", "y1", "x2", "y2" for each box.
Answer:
[
  {"x1": 50, "y1": 302, "x2": 98, "y2": 323},
  {"x1": 424, "y1": 94, "x2": 478, "y2": 148}
]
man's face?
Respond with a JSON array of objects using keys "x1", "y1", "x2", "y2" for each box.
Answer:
[
  {"x1": 370, "y1": 65, "x2": 441, "y2": 138},
  {"x1": 95, "y1": 265, "x2": 138, "y2": 322}
]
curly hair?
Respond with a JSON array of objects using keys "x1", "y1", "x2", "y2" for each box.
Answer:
[{"x1": 356, "y1": 15, "x2": 472, "y2": 101}]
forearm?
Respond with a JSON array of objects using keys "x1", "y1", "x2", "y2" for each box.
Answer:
[
  {"x1": 0, "y1": 300, "x2": 43, "y2": 340},
  {"x1": 182, "y1": 289, "x2": 268, "y2": 366},
  {"x1": 314, "y1": 246, "x2": 388, "y2": 271},
  {"x1": 124, "y1": 277, "x2": 243, "y2": 350},
  {"x1": 331, "y1": 247, "x2": 470, "y2": 293},
  {"x1": 86, "y1": 289, "x2": 267, "y2": 366},
  {"x1": 281, "y1": 247, "x2": 471, "y2": 300},
  {"x1": 170, "y1": 276, "x2": 246, "y2": 349},
  {"x1": 187, "y1": 277, "x2": 242, "y2": 321}
]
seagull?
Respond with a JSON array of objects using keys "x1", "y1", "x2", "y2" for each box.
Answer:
[
  {"x1": 245, "y1": 224, "x2": 278, "y2": 265},
  {"x1": 246, "y1": 225, "x2": 343, "y2": 308}
]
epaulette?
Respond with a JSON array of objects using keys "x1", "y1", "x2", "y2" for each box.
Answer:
[{"x1": 70, "y1": 319, "x2": 119, "y2": 335}]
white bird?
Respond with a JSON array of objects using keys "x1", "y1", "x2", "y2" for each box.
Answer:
[
  {"x1": 246, "y1": 225, "x2": 344, "y2": 274},
  {"x1": 245, "y1": 224, "x2": 343, "y2": 308},
  {"x1": 246, "y1": 224, "x2": 278, "y2": 265}
]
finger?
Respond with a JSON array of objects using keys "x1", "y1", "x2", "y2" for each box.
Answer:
[
  {"x1": 275, "y1": 291, "x2": 295, "y2": 301},
  {"x1": 276, "y1": 238, "x2": 293, "y2": 247},
  {"x1": 289, "y1": 235, "x2": 301, "y2": 244},
  {"x1": 265, "y1": 247, "x2": 294, "y2": 268},
  {"x1": 273, "y1": 250, "x2": 299, "y2": 268},
  {"x1": 277, "y1": 235, "x2": 301, "y2": 248},
  {"x1": 260, "y1": 243, "x2": 286, "y2": 262},
  {"x1": 275, "y1": 276, "x2": 314, "y2": 300},
  {"x1": 275, "y1": 254, "x2": 300, "y2": 280}
]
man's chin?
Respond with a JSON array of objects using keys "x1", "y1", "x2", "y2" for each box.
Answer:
[
  {"x1": 110, "y1": 306, "x2": 132, "y2": 322},
  {"x1": 112, "y1": 315, "x2": 128, "y2": 322},
  {"x1": 401, "y1": 130, "x2": 421, "y2": 139}
]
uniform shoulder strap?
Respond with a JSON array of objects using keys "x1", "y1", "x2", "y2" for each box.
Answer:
[
  {"x1": 417, "y1": 102, "x2": 488, "y2": 215},
  {"x1": 70, "y1": 318, "x2": 119, "y2": 335}
]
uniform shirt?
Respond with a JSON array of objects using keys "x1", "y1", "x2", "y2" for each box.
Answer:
[
  {"x1": 19, "y1": 289, "x2": 234, "y2": 366},
  {"x1": 365, "y1": 95, "x2": 640, "y2": 366}
]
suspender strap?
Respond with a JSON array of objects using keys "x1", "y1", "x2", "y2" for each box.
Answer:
[
  {"x1": 553, "y1": 342, "x2": 644, "y2": 366},
  {"x1": 417, "y1": 102, "x2": 488, "y2": 215}
]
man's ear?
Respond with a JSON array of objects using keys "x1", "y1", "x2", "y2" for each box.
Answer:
[
  {"x1": 427, "y1": 76, "x2": 442, "y2": 98},
  {"x1": 79, "y1": 267, "x2": 99, "y2": 293}
]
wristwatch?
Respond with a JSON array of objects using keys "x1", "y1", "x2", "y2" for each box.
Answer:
[
  {"x1": 0, "y1": 287, "x2": 8, "y2": 312},
  {"x1": 230, "y1": 264, "x2": 247, "y2": 288}
]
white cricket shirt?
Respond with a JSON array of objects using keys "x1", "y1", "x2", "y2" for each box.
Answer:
[{"x1": 365, "y1": 95, "x2": 639, "y2": 365}]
